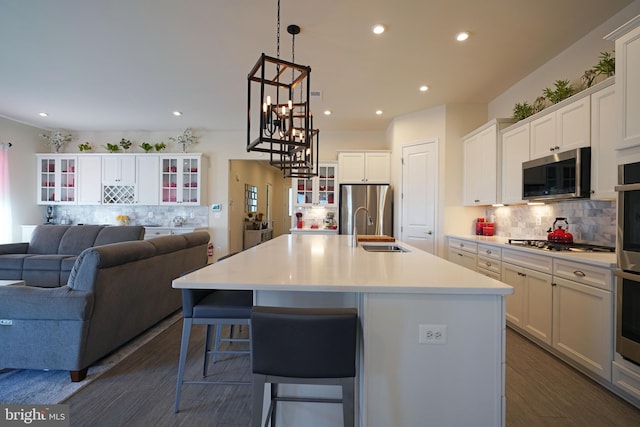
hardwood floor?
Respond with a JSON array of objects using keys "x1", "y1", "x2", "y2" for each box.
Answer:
[{"x1": 65, "y1": 322, "x2": 640, "y2": 426}]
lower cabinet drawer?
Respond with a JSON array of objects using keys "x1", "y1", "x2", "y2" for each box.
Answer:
[{"x1": 478, "y1": 255, "x2": 501, "y2": 275}]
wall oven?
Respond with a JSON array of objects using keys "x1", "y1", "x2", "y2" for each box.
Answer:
[{"x1": 615, "y1": 161, "x2": 640, "y2": 365}]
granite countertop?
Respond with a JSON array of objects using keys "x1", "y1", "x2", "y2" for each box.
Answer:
[{"x1": 174, "y1": 234, "x2": 512, "y2": 295}]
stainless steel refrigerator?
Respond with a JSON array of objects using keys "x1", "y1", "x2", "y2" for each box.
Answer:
[{"x1": 339, "y1": 184, "x2": 393, "y2": 236}]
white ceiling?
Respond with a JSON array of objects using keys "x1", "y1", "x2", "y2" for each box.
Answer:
[{"x1": 0, "y1": 0, "x2": 633, "y2": 133}]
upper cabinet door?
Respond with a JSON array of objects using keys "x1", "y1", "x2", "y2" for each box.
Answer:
[
  {"x1": 102, "y1": 155, "x2": 136, "y2": 184},
  {"x1": 337, "y1": 151, "x2": 390, "y2": 184},
  {"x1": 610, "y1": 17, "x2": 640, "y2": 150},
  {"x1": 338, "y1": 152, "x2": 366, "y2": 183},
  {"x1": 555, "y1": 96, "x2": 590, "y2": 152},
  {"x1": 502, "y1": 123, "x2": 530, "y2": 205},
  {"x1": 364, "y1": 152, "x2": 391, "y2": 183},
  {"x1": 77, "y1": 155, "x2": 102, "y2": 205},
  {"x1": 529, "y1": 97, "x2": 590, "y2": 160},
  {"x1": 36, "y1": 155, "x2": 77, "y2": 205}
]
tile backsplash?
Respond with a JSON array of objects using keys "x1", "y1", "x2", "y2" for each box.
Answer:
[
  {"x1": 485, "y1": 199, "x2": 616, "y2": 247},
  {"x1": 47, "y1": 205, "x2": 209, "y2": 228}
]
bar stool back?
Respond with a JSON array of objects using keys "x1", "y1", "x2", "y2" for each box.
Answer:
[{"x1": 251, "y1": 306, "x2": 358, "y2": 427}]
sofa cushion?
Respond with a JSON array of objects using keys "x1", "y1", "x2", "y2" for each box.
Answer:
[
  {"x1": 28, "y1": 225, "x2": 71, "y2": 254},
  {"x1": 23, "y1": 255, "x2": 76, "y2": 288},
  {"x1": 59, "y1": 225, "x2": 103, "y2": 255},
  {"x1": 94, "y1": 226, "x2": 145, "y2": 246},
  {"x1": 0, "y1": 254, "x2": 31, "y2": 270},
  {"x1": 147, "y1": 234, "x2": 187, "y2": 255},
  {"x1": 0, "y1": 254, "x2": 30, "y2": 280}
]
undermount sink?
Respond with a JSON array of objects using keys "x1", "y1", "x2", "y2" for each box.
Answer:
[{"x1": 361, "y1": 244, "x2": 409, "y2": 253}]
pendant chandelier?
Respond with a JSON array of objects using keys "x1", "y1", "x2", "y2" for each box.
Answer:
[{"x1": 246, "y1": 0, "x2": 318, "y2": 178}]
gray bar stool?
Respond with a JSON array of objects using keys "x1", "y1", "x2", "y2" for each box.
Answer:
[
  {"x1": 251, "y1": 306, "x2": 358, "y2": 427},
  {"x1": 174, "y1": 262, "x2": 253, "y2": 413}
]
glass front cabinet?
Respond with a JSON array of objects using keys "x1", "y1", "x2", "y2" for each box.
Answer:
[
  {"x1": 160, "y1": 154, "x2": 204, "y2": 205},
  {"x1": 293, "y1": 163, "x2": 337, "y2": 207},
  {"x1": 37, "y1": 155, "x2": 77, "y2": 205}
]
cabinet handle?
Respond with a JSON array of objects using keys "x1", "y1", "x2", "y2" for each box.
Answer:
[
  {"x1": 459, "y1": 243, "x2": 464, "y2": 248},
  {"x1": 485, "y1": 262, "x2": 492, "y2": 267},
  {"x1": 552, "y1": 282, "x2": 557, "y2": 286},
  {"x1": 486, "y1": 249, "x2": 492, "y2": 255},
  {"x1": 474, "y1": 199, "x2": 480, "y2": 203},
  {"x1": 555, "y1": 146, "x2": 560, "y2": 150},
  {"x1": 457, "y1": 253, "x2": 463, "y2": 257},
  {"x1": 573, "y1": 270, "x2": 586, "y2": 277},
  {"x1": 549, "y1": 147, "x2": 555, "y2": 152}
]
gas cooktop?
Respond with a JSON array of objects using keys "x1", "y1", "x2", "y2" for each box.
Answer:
[{"x1": 506, "y1": 239, "x2": 615, "y2": 253}]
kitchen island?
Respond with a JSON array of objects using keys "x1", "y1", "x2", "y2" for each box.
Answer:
[{"x1": 173, "y1": 234, "x2": 513, "y2": 427}]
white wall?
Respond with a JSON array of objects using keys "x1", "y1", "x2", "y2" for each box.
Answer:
[
  {"x1": 489, "y1": 1, "x2": 640, "y2": 119},
  {"x1": 387, "y1": 104, "x2": 486, "y2": 256},
  {"x1": 0, "y1": 117, "x2": 44, "y2": 242}
]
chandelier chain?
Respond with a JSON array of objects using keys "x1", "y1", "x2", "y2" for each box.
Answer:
[{"x1": 276, "y1": 0, "x2": 280, "y2": 60}]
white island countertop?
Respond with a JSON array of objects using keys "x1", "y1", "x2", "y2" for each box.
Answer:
[{"x1": 173, "y1": 234, "x2": 513, "y2": 295}]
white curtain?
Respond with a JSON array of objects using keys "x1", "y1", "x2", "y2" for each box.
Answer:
[{"x1": 0, "y1": 142, "x2": 12, "y2": 243}]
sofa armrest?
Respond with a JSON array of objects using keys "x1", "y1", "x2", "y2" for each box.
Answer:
[
  {"x1": 0, "y1": 243, "x2": 29, "y2": 255},
  {"x1": 0, "y1": 284, "x2": 94, "y2": 321}
]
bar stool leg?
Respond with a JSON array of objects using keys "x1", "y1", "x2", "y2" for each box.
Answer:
[
  {"x1": 252, "y1": 374, "x2": 267, "y2": 427},
  {"x1": 202, "y1": 325, "x2": 214, "y2": 376},
  {"x1": 174, "y1": 318, "x2": 193, "y2": 413},
  {"x1": 342, "y1": 378, "x2": 355, "y2": 427}
]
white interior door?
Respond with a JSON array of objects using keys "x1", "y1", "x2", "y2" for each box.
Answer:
[{"x1": 401, "y1": 141, "x2": 437, "y2": 254}]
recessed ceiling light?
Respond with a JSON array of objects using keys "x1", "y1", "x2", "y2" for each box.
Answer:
[
  {"x1": 372, "y1": 24, "x2": 385, "y2": 35},
  {"x1": 39, "y1": 112, "x2": 48, "y2": 117},
  {"x1": 173, "y1": 111, "x2": 182, "y2": 116},
  {"x1": 419, "y1": 85, "x2": 429, "y2": 92},
  {"x1": 324, "y1": 110, "x2": 332, "y2": 116},
  {"x1": 456, "y1": 32, "x2": 469, "y2": 42},
  {"x1": 375, "y1": 110, "x2": 383, "y2": 115}
]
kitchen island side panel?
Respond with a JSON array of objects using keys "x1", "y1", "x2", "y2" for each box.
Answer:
[{"x1": 362, "y1": 292, "x2": 505, "y2": 427}]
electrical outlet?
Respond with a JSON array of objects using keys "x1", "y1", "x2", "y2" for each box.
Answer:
[{"x1": 419, "y1": 324, "x2": 447, "y2": 345}]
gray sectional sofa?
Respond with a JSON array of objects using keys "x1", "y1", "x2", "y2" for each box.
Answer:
[
  {"x1": 0, "y1": 225, "x2": 145, "y2": 287},
  {"x1": 0, "y1": 230, "x2": 209, "y2": 381}
]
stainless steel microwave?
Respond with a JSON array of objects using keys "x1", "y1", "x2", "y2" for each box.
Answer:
[{"x1": 522, "y1": 147, "x2": 591, "y2": 201}]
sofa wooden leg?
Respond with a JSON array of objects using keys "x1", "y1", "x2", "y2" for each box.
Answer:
[{"x1": 70, "y1": 368, "x2": 88, "y2": 382}]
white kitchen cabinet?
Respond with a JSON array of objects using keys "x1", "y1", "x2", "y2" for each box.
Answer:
[
  {"x1": 160, "y1": 154, "x2": 206, "y2": 205},
  {"x1": 606, "y1": 15, "x2": 640, "y2": 150},
  {"x1": 144, "y1": 226, "x2": 208, "y2": 240},
  {"x1": 530, "y1": 96, "x2": 590, "y2": 159},
  {"x1": 502, "y1": 262, "x2": 553, "y2": 345},
  {"x1": 462, "y1": 119, "x2": 515, "y2": 206},
  {"x1": 136, "y1": 155, "x2": 160, "y2": 205},
  {"x1": 552, "y1": 276, "x2": 612, "y2": 381},
  {"x1": 293, "y1": 163, "x2": 337, "y2": 207},
  {"x1": 76, "y1": 155, "x2": 102, "y2": 205},
  {"x1": 102, "y1": 155, "x2": 136, "y2": 204},
  {"x1": 590, "y1": 81, "x2": 617, "y2": 200},
  {"x1": 551, "y1": 258, "x2": 613, "y2": 381},
  {"x1": 102, "y1": 155, "x2": 136, "y2": 184},
  {"x1": 338, "y1": 151, "x2": 391, "y2": 184},
  {"x1": 501, "y1": 123, "x2": 530, "y2": 204},
  {"x1": 36, "y1": 155, "x2": 77, "y2": 205},
  {"x1": 477, "y1": 244, "x2": 501, "y2": 280},
  {"x1": 502, "y1": 249, "x2": 553, "y2": 345},
  {"x1": 447, "y1": 238, "x2": 477, "y2": 271}
]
